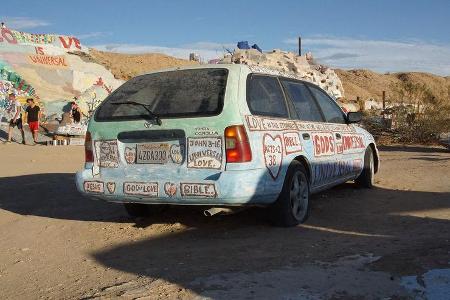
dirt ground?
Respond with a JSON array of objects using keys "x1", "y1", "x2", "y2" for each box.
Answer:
[{"x1": 0, "y1": 143, "x2": 449, "y2": 299}]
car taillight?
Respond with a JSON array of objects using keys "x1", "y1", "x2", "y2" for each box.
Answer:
[
  {"x1": 85, "y1": 131, "x2": 94, "y2": 163},
  {"x1": 225, "y1": 125, "x2": 252, "y2": 163}
]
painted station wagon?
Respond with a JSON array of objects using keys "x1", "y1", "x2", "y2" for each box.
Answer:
[{"x1": 75, "y1": 64, "x2": 379, "y2": 227}]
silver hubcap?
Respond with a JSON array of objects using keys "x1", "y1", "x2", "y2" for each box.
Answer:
[{"x1": 290, "y1": 171, "x2": 308, "y2": 220}]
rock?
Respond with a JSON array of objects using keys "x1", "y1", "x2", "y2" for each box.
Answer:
[{"x1": 220, "y1": 49, "x2": 344, "y2": 98}]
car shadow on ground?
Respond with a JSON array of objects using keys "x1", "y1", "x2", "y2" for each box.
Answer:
[
  {"x1": 0, "y1": 173, "x2": 127, "y2": 222},
  {"x1": 1, "y1": 173, "x2": 448, "y2": 297},
  {"x1": 0, "y1": 173, "x2": 268, "y2": 225},
  {"x1": 89, "y1": 186, "x2": 449, "y2": 297}
]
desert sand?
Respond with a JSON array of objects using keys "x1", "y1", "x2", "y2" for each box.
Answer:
[{"x1": 0, "y1": 144, "x2": 449, "y2": 299}]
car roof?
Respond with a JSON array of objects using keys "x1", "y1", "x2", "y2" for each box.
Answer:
[
  {"x1": 138, "y1": 63, "x2": 311, "y2": 83},
  {"x1": 138, "y1": 63, "x2": 247, "y2": 76}
]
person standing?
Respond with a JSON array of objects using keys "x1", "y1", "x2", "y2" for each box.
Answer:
[
  {"x1": 70, "y1": 101, "x2": 82, "y2": 123},
  {"x1": 25, "y1": 98, "x2": 41, "y2": 144},
  {"x1": 6, "y1": 93, "x2": 25, "y2": 144}
]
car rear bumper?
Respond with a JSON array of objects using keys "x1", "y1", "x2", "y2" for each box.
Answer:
[{"x1": 75, "y1": 167, "x2": 277, "y2": 206}]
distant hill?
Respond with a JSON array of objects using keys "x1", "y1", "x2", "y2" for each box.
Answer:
[
  {"x1": 86, "y1": 49, "x2": 450, "y2": 105},
  {"x1": 88, "y1": 49, "x2": 197, "y2": 80},
  {"x1": 336, "y1": 69, "x2": 450, "y2": 104}
]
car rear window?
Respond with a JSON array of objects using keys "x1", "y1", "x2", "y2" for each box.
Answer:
[{"x1": 95, "y1": 68, "x2": 228, "y2": 121}]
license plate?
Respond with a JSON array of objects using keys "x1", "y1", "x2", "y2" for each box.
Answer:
[{"x1": 136, "y1": 143, "x2": 169, "y2": 164}]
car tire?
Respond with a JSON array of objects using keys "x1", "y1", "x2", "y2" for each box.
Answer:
[
  {"x1": 355, "y1": 147, "x2": 375, "y2": 188},
  {"x1": 123, "y1": 203, "x2": 168, "y2": 218},
  {"x1": 269, "y1": 160, "x2": 310, "y2": 227}
]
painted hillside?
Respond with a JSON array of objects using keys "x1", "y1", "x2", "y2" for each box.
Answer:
[
  {"x1": 0, "y1": 26, "x2": 200, "y2": 125},
  {"x1": 0, "y1": 27, "x2": 126, "y2": 122}
]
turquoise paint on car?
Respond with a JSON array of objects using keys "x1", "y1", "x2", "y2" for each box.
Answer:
[{"x1": 75, "y1": 64, "x2": 379, "y2": 226}]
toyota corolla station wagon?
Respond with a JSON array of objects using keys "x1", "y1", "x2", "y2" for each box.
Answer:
[{"x1": 76, "y1": 64, "x2": 379, "y2": 227}]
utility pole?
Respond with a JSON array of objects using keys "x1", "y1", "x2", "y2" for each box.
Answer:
[
  {"x1": 298, "y1": 36, "x2": 302, "y2": 56},
  {"x1": 357, "y1": 96, "x2": 362, "y2": 111},
  {"x1": 382, "y1": 91, "x2": 386, "y2": 119}
]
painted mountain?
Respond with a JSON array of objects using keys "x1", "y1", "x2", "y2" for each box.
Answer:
[{"x1": 0, "y1": 27, "x2": 123, "y2": 122}]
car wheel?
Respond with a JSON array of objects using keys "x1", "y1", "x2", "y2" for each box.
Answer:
[
  {"x1": 355, "y1": 147, "x2": 375, "y2": 188},
  {"x1": 123, "y1": 203, "x2": 168, "y2": 218},
  {"x1": 269, "y1": 161, "x2": 310, "y2": 227}
]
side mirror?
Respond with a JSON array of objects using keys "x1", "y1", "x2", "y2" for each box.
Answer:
[{"x1": 346, "y1": 112, "x2": 362, "y2": 123}]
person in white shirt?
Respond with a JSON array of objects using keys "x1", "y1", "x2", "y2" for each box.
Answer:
[{"x1": 6, "y1": 93, "x2": 25, "y2": 144}]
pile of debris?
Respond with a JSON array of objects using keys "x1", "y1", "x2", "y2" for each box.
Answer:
[{"x1": 221, "y1": 48, "x2": 344, "y2": 99}]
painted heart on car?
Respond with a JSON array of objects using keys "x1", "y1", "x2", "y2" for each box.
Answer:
[
  {"x1": 106, "y1": 182, "x2": 116, "y2": 194},
  {"x1": 263, "y1": 133, "x2": 283, "y2": 180},
  {"x1": 124, "y1": 147, "x2": 136, "y2": 164},
  {"x1": 164, "y1": 182, "x2": 177, "y2": 197},
  {"x1": 170, "y1": 144, "x2": 183, "y2": 164}
]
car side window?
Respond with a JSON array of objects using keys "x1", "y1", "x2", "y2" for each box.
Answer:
[
  {"x1": 309, "y1": 86, "x2": 346, "y2": 124},
  {"x1": 247, "y1": 75, "x2": 289, "y2": 118},
  {"x1": 281, "y1": 80, "x2": 324, "y2": 122}
]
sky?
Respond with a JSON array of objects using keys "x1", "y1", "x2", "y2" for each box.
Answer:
[{"x1": 2, "y1": 0, "x2": 450, "y2": 75}]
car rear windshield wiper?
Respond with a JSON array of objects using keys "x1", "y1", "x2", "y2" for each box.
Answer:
[{"x1": 112, "y1": 101, "x2": 162, "y2": 125}]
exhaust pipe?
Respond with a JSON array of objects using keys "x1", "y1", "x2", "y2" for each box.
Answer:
[{"x1": 203, "y1": 207, "x2": 239, "y2": 217}]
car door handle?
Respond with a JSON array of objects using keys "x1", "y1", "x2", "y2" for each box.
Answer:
[
  {"x1": 335, "y1": 133, "x2": 342, "y2": 139},
  {"x1": 302, "y1": 133, "x2": 310, "y2": 140}
]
